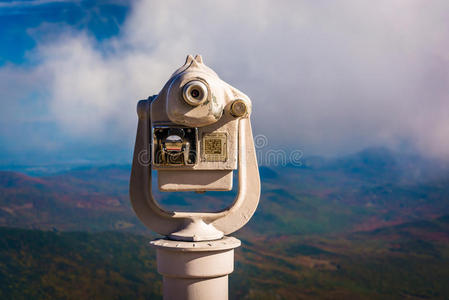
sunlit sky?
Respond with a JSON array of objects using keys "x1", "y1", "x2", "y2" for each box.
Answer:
[{"x1": 1, "y1": 0, "x2": 448, "y2": 165}]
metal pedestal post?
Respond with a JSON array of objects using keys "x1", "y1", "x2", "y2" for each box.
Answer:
[{"x1": 151, "y1": 236, "x2": 240, "y2": 300}]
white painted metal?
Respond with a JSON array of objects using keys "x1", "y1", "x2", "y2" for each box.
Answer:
[
  {"x1": 151, "y1": 237, "x2": 240, "y2": 300},
  {"x1": 129, "y1": 54, "x2": 260, "y2": 241},
  {"x1": 129, "y1": 55, "x2": 260, "y2": 300}
]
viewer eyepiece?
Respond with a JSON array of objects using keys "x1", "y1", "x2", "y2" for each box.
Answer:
[{"x1": 182, "y1": 80, "x2": 208, "y2": 106}]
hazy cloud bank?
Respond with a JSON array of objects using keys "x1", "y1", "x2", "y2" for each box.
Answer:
[{"x1": 1, "y1": 0, "x2": 449, "y2": 163}]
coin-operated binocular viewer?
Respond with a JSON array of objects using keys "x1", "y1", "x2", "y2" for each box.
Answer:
[{"x1": 130, "y1": 55, "x2": 260, "y2": 300}]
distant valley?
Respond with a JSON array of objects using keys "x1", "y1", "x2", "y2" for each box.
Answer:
[
  {"x1": 1, "y1": 148, "x2": 448, "y2": 237},
  {"x1": 1, "y1": 148, "x2": 449, "y2": 299}
]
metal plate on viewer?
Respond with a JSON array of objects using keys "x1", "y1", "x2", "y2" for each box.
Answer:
[{"x1": 202, "y1": 132, "x2": 227, "y2": 162}]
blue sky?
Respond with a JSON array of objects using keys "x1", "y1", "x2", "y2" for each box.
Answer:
[
  {"x1": 0, "y1": 0, "x2": 128, "y2": 65},
  {"x1": 1, "y1": 0, "x2": 449, "y2": 166},
  {"x1": 0, "y1": 0, "x2": 130, "y2": 164}
]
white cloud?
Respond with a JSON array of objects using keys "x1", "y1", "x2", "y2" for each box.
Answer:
[{"x1": 2, "y1": 0, "x2": 449, "y2": 161}]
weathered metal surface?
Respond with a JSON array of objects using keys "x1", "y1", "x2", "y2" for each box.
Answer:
[
  {"x1": 129, "y1": 54, "x2": 260, "y2": 240},
  {"x1": 151, "y1": 237, "x2": 240, "y2": 300},
  {"x1": 130, "y1": 55, "x2": 260, "y2": 300}
]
